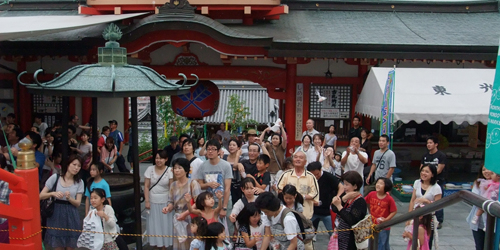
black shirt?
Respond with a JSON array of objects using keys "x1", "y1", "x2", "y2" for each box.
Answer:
[
  {"x1": 421, "y1": 150, "x2": 447, "y2": 180},
  {"x1": 239, "y1": 159, "x2": 258, "y2": 176},
  {"x1": 348, "y1": 127, "x2": 363, "y2": 142},
  {"x1": 164, "y1": 145, "x2": 180, "y2": 166},
  {"x1": 315, "y1": 172, "x2": 341, "y2": 216}
]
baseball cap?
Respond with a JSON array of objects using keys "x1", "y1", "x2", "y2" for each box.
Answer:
[
  {"x1": 108, "y1": 120, "x2": 118, "y2": 125},
  {"x1": 170, "y1": 136, "x2": 178, "y2": 142},
  {"x1": 247, "y1": 129, "x2": 257, "y2": 135}
]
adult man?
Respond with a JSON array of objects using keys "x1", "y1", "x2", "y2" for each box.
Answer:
[
  {"x1": 302, "y1": 119, "x2": 320, "y2": 139},
  {"x1": 341, "y1": 137, "x2": 368, "y2": 194},
  {"x1": 421, "y1": 136, "x2": 447, "y2": 229},
  {"x1": 195, "y1": 139, "x2": 232, "y2": 218},
  {"x1": 238, "y1": 143, "x2": 270, "y2": 176},
  {"x1": 240, "y1": 129, "x2": 262, "y2": 160},
  {"x1": 307, "y1": 162, "x2": 344, "y2": 238},
  {"x1": 169, "y1": 133, "x2": 189, "y2": 167},
  {"x1": 277, "y1": 151, "x2": 319, "y2": 220},
  {"x1": 3, "y1": 126, "x2": 23, "y2": 159},
  {"x1": 348, "y1": 115, "x2": 372, "y2": 141},
  {"x1": 6, "y1": 113, "x2": 15, "y2": 125},
  {"x1": 108, "y1": 119, "x2": 128, "y2": 172},
  {"x1": 365, "y1": 134, "x2": 397, "y2": 196},
  {"x1": 216, "y1": 122, "x2": 231, "y2": 150},
  {"x1": 33, "y1": 114, "x2": 48, "y2": 137},
  {"x1": 164, "y1": 135, "x2": 180, "y2": 166},
  {"x1": 125, "y1": 120, "x2": 134, "y2": 172}
]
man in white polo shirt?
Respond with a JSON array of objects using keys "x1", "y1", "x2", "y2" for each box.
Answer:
[{"x1": 341, "y1": 137, "x2": 368, "y2": 194}]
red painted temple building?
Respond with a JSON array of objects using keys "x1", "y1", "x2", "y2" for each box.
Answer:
[{"x1": 1, "y1": 0, "x2": 500, "y2": 153}]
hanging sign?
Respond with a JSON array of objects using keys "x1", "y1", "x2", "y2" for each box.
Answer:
[{"x1": 295, "y1": 83, "x2": 304, "y2": 141}]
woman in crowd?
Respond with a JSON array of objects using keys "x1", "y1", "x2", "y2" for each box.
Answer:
[
  {"x1": 97, "y1": 126, "x2": 110, "y2": 154},
  {"x1": 407, "y1": 165, "x2": 442, "y2": 250},
  {"x1": 0, "y1": 154, "x2": 13, "y2": 243},
  {"x1": 466, "y1": 166, "x2": 491, "y2": 250},
  {"x1": 292, "y1": 135, "x2": 314, "y2": 164},
  {"x1": 331, "y1": 171, "x2": 367, "y2": 250},
  {"x1": 144, "y1": 150, "x2": 174, "y2": 250},
  {"x1": 182, "y1": 139, "x2": 204, "y2": 179},
  {"x1": 262, "y1": 123, "x2": 287, "y2": 192},
  {"x1": 40, "y1": 154, "x2": 84, "y2": 249},
  {"x1": 101, "y1": 137, "x2": 117, "y2": 173},
  {"x1": 163, "y1": 158, "x2": 201, "y2": 250},
  {"x1": 224, "y1": 138, "x2": 244, "y2": 205},
  {"x1": 194, "y1": 137, "x2": 206, "y2": 161},
  {"x1": 323, "y1": 125, "x2": 337, "y2": 153}
]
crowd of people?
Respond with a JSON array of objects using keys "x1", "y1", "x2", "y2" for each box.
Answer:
[{"x1": 0, "y1": 114, "x2": 496, "y2": 250}]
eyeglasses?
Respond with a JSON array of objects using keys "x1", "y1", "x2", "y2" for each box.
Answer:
[{"x1": 206, "y1": 147, "x2": 218, "y2": 152}]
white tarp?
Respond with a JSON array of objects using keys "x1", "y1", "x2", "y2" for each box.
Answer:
[
  {"x1": 355, "y1": 67, "x2": 495, "y2": 124},
  {"x1": 0, "y1": 13, "x2": 146, "y2": 41}
]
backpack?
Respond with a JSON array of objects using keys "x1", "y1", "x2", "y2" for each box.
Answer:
[{"x1": 279, "y1": 207, "x2": 315, "y2": 243}]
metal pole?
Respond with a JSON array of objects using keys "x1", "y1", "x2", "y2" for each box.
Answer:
[
  {"x1": 411, "y1": 216, "x2": 419, "y2": 250},
  {"x1": 150, "y1": 96, "x2": 158, "y2": 156},
  {"x1": 369, "y1": 231, "x2": 379, "y2": 250},
  {"x1": 92, "y1": 98, "x2": 99, "y2": 163},
  {"x1": 61, "y1": 96, "x2": 69, "y2": 165},
  {"x1": 485, "y1": 214, "x2": 496, "y2": 250},
  {"x1": 131, "y1": 97, "x2": 142, "y2": 249}
]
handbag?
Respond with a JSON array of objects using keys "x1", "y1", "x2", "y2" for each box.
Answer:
[
  {"x1": 327, "y1": 232, "x2": 339, "y2": 250},
  {"x1": 40, "y1": 174, "x2": 60, "y2": 219},
  {"x1": 77, "y1": 209, "x2": 104, "y2": 250},
  {"x1": 351, "y1": 214, "x2": 372, "y2": 250}
]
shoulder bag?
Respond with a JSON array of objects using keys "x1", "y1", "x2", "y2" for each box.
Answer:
[{"x1": 40, "y1": 174, "x2": 60, "y2": 219}]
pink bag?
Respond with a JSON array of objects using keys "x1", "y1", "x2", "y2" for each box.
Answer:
[{"x1": 328, "y1": 232, "x2": 339, "y2": 250}]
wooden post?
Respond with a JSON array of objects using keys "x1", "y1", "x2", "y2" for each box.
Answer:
[
  {"x1": 284, "y1": 62, "x2": 297, "y2": 154},
  {"x1": 131, "y1": 97, "x2": 142, "y2": 249}
]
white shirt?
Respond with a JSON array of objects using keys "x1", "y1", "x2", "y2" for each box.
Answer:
[
  {"x1": 341, "y1": 150, "x2": 368, "y2": 178},
  {"x1": 189, "y1": 157, "x2": 204, "y2": 180},
  {"x1": 271, "y1": 205, "x2": 300, "y2": 240},
  {"x1": 413, "y1": 179, "x2": 442, "y2": 209}
]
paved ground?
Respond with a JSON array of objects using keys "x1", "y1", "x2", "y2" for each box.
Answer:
[{"x1": 45, "y1": 162, "x2": 477, "y2": 250}]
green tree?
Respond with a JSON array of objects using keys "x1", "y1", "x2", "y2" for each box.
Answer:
[{"x1": 225, "y1": 94, "x2": 257, "y2": 135}]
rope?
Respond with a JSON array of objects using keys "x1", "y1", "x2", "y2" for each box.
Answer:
[{"x1": 0, "y1": 226, "x2": 377, "y2": 239}]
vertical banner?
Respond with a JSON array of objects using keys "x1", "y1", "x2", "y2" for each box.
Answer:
[
  {"x1": 486, "y1": 42, "x2": 500, "y2": 248},
  {"x1": 295, "y1": 83, "x2": 304, "y2": 141},
  {"x1": 380, "y1": 69, "x2": 395, "y2": 143}
]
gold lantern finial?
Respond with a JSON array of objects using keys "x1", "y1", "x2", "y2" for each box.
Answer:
[{"x1": 17, "y1": 137, "x2": 36, "y2": 170}]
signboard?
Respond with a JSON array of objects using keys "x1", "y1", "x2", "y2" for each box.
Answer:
[
  {"x1": 309, "y1": 85, "x2": 351, "y2": 119},
  {"x1": 295, "y1": 83, "x2": 304, "y2": 141}
]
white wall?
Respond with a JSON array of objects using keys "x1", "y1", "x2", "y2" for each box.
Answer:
[{"x1": 97, "y1": 97, "x2": 125, "y2": 132}]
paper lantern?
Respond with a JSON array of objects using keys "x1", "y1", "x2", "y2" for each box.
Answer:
[{"x1": 171, "y1": 80, "x2": 219, "y2": 118}]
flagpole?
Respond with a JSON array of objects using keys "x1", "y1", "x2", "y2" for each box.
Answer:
[{"x1": 390, "y1": 65, "x2": 396, "y2": 150}]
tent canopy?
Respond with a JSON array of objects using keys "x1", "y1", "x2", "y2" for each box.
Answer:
[{"x1": 355, "y1": 67, "x2": 495, "y2": 124}]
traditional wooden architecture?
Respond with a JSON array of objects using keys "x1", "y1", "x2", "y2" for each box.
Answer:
[{"x1": 1, "y1": 0, "x2": 500, "y2": 154}]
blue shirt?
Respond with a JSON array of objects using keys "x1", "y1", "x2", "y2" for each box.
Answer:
[
  {"x1": 84, "y1": 179, "x2": 111, "y2": 198},
  {"x1": 109, "y1": 130, "x2": 124, "y2": 153},
  {"x1": 35, "y1": 150, "x2": 46, "y2": 181}
]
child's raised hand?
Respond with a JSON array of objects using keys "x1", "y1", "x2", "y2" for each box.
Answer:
[
  {"x1": 215, "y1": 190, "x2": 223, "y2": 199},
  {"x1": 184, "y1": 193, "x2": 192, "y2": 202}
]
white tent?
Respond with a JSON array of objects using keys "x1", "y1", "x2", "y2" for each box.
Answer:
[{"x1": 355, "y1": 67, "x2": 495, "y2": 124}]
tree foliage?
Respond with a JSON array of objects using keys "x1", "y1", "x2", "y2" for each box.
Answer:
[{"x1": 225, "y1": 94, "x2": 257, "y2": 134}]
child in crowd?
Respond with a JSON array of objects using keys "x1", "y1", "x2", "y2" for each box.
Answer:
[
  {"x1": 472, "y1": 166, "x2": 493, "y2": 224},
  {"x1": 250, "y1": 155, "x2": 271, "y2": 194},
  {"x1": 485, "y1": 172, "x2": 500, "y2": 200},
  {"x1": 85, "y1": 162, "x2": 112, "y2": 214},
  {"x1": 190, "y1": 217, "x2": 208, "y2": 250},
  {"x1": 403, "y1": 206, "x2": 432, "y2": 250},
  {"x1": 273, "y1": 158, "x2": 293, "y2": 193},
  {"x1": 365, "y1": 177, "x2": 397, "y2": 250},
  {"x1": 90, "y1": 188, "x2": 119, "y2": 250},
  {"x1": 333, "y1": 152, "x2": 343, "y2": 178},
  {"x1": 234, "y1": 203, "x2": 271, "y2": 250},
  {"x1": 230, "y1": 178, "x2": 258, "y2": 223},
  {"x1": 278, "y1": 184, "x2": 304, "y2": 213},
  {"x1": 205, "y1": 222, "x2": 231, "y2": 250},
  {"x1": 186, "y1": 191, "x2": 223, "y2": 225}
]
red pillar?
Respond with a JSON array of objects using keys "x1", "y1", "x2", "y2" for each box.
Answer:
[
  {"x1": 284, "y1": 62, "x2": 297, "y2": 155},
  {"x1": 17, "y1": 62, "x2": 32, "y2": 132},
  {"x1": 124, "y1": 98, "x2": 129, "y2": 143},
  {"x1": 81, "y1": 97, "x2": 92, "y2": 125},
  {"x1": 69, "y1": 97, "x2": 76, "y2": 117}
]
